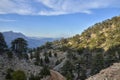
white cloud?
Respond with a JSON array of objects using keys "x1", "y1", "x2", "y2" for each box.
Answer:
[
  {"x1": 0, "y1": 0, "x2": 120, "y2": 16},
  {"x1": 0, "y1": 18, "x2": 16, "y2": 22},
  {"x1": 0, "y1": 0, "x2": 34, "y2": 15}
]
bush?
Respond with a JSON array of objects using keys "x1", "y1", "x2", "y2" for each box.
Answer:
[
  {"x1": 5, "y1": 68, "x2": 14, "y2": 80},
  {"x1": 91, "y1": 53, "x2": 104, "y2": 75},
  {"x1": 7, "y1": 51, "x2": 13, "y2": 59},
  {"x1": 61, "y1": 60, "x2": 74, "y2": 80},
  {"x1": 44, "y1": 56, "x2": 50, "y2": 63},
  {"x1": 12, "y1": 70, "x2": 26, "y2": 80},
  {"x1": 55, "y1": 60, "x2": 61, "y2": 65},
  {"x1": 48, "y1": 51, "x2": 52, "y2": 57},
  {"x1": 29, "y1": 74, "x2": 40, "y2": 80},
  {"x1": 39, "y1": 65, "x2": 50, "y2": 78},
  {"x1": 54, "y1": 53, "x2": 57, "y2": 57}
]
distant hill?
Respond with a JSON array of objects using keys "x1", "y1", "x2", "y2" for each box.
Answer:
[{"x1": 2, "y1": 31, "x2": 56, "y2": 48}]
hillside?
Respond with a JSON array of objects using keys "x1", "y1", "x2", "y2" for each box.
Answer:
[
  {"x1": 48, "y1": 16, "x2": 120, "y2": 79},
  {"x1": 58, "y1": 16, "x2": 120, "y2": 51},
  {"x1": 27, "y1": 16, "x2": 120, "y2": 80},
  {"x1": 86, "y1": 63, "x2": 120, "y2": 80}
]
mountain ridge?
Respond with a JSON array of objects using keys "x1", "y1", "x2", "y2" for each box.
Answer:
[{"x1": 2, "y1": 31, "x2": 57, "y2": 48}]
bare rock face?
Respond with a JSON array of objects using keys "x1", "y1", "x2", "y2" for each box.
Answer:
[{"x1": 86, "y1": 63, "x2": 120, "y2": 80}]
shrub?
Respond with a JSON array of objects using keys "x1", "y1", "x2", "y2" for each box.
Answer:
[
  {"x1": 39, "y1": 65, "x2": 50, "y2": 78},
  {"x1": 12, "y1": 70, "x2": 26, "y2": 80}
]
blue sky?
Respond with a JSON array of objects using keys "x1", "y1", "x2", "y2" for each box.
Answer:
[{"x1": 0, "y1": 0, "x2": 120, "y2": 38}]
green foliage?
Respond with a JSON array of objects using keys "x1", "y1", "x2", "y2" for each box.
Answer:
[
  {"x1": 54, "y1": 53, "x2": 57, "y2": 57},
  {"x1": 34, "y1": 51, "x2": 40, "y2": 65},
  {"x1": 40, "y1": 58, "x2": 43, "y2": 66},
  {"x1": 7, "y1": 51, "x2": 13, "y2": 59},
  {"x1": 55, "y1": 60, "x2": 61, "y2": 65},
  {"x1": 5, "y1": 68, "x2": 14, "y2": 80},
  {"x1": 11, "y1": 38, "x2": 28, "y2": 54},
  {"x1": 48, "y1": 51, "x2": 52, "y2": 57},
  {"x1": 60, "y1": 38, "x2": 68, "y2": 44},
  {"x1": 11, "y1": 38, "x2": 28, "y2": 59},
  {"x1": 5, "y1": 69, "x2": 26, "y2": 80},
  {"x1": 91, "y1": 53, "x2": 104, "y2": 75},
  {"x1": 39, "y1": 65, "x2": 50, "y2": 78},
  {"x1": 79, "y1": 69, "x2": 86, "y2": 80},
  {"x1": 12, "y1": 70, "x2": 26, "y2": 80},
  {"x1": 23, "y1": 53, "x2": 29, "y2": 60},
  {"x1": 34, "y1": 61, "x2": 39, "y2": 65},
  {"x1": 44, "y1": 55, "x2": 50, "y2": 63},
  {"x1": 59, "y1": 45, "x2": 69, "y2": 52},
  {"x1": 61, "y1": 60, "x2": 74, "y2": 80},
  {"x1": 0, "y1": 32, "x2": 7, "y2": 53},
  {"x1": 104, "y1": 44, "x2": 120, "y2": 67},
  {"x1": 77, "y1": 47, "x2": 84, "y2": 55},
  {"x1": 45, "y1": 42, "x2": 52, "y2": 49},
  {"x1": 66, "y1": 72, "x2": 73, "y2": 80},
  {"x1": 30, "y1": 53, "x2": 33, "y2": 59},
  {"x1": 29, "y1": 74, "x2": 40, "y2": 80},
  {"x1": 5, "y1": 73, "x2": 12, "y2": 80},
  {"x1": 66, "y1": 51, "x2": 77, "y2": 60}
]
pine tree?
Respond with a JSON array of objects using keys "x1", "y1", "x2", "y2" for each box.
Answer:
[
  {"x1": 44, "y1": 55, "x2": 50, "y2": 63},
  {"x1": 39, "y1": 65, "x2": 50, "y2": 78},
  {"x1": 11, "y1": 38, "x2": 28, "y2": 58},
  {"x1": 0, "y1": 32, "x2": 7, "y2": 53},
  {"x1": 11, "y1": 38, "x2": 27, "y2": 53}
]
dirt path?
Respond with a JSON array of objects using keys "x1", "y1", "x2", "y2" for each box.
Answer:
[{"x1": 49, "y1": 70, "x2": 66, "y2": 80}]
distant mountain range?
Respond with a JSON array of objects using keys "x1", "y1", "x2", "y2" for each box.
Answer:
[{"x1": 2, "y1": 31, "x2": 57, "y2": 48}]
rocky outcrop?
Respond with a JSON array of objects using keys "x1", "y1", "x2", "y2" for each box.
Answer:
[
  {"x1": 49, "y1": 70, "x2": 66, "y2": 80},
  {"x1": 86, "y1": 63, "x2": 120, "y2": 80},
  {"x1": 41, "y1": 70, "x2": 66, "y2": 80}
]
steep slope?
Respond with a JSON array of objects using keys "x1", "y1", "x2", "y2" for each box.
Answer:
[
  {"x1": 48, "y1": 16, "x2": 120, "y2": 79},
  {"x1": 86, "y1": 63, "x2": 120, "y2": 80},
  {"x1": 60, "y1": 16, "x2": 120, "y2": 51}
]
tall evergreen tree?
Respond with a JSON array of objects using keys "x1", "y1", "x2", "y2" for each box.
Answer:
[
  {"x1": 11, "y1": 38, "x2": 28, "y2": 53},
  {"x1": 44, "y1": 55, "x2": 50, "y2": 64},
  {"x1": 0, "y1": 32, "x2": 7, "y2": 53},
  {"x1": 61, "y1": 60, "x2": 74, "y2": 80},
  {"x1": 11, "y1": 38, "x2": 27, "y2": 58},
  {"x1": 91, "y1": 53, "x2": 104, "y2": 75}
]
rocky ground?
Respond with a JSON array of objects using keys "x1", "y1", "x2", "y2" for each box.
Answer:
[
  {"x1": 0, "y1": 54, "x2": 41, "y2": 80},
  {"x1": 86, "y1": 63, "x2": 120, "y2": 80},
  {"x1": 49, "y1": 70, "x2": 66, "y2": 80},
  {"x1": 1, "y1": 53, "x2": 120, "y2": 80},
  {"x1": 0, "y1": 53, "x2": 66, "y2": 80}
]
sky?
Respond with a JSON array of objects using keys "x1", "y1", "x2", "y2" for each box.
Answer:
[{"x1": 0, "y1": 0, "x2": 120, "y2": 38}]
